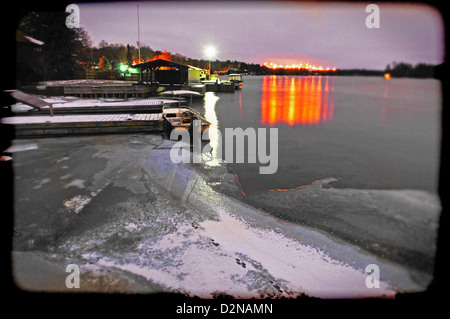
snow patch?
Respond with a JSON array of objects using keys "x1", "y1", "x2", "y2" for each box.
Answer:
[
  {"x1": 64, "y1": 179, "x2": 86, "y2": 189},
  {"x1": 95, "y1": 210, "x2": 394, "y2": 298},
  {"x1": 63, "y1": 195, "x2": 92, "y2": 214}
]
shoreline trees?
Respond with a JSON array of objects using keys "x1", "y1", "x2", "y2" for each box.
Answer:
[{"x1": 16, "y1": 11, "x2": 439, "y2": 85}]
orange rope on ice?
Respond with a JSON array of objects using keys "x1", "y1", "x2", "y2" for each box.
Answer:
[{"x1": 235, "y1": 174, "x2": 247, "y2": 196}]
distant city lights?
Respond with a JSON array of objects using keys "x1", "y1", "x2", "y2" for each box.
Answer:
[{"x1": 262, "y1": 62, "x2": 337, "y2": 72}]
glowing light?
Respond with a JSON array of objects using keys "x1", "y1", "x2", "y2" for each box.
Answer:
[
  {"x1": 204, "y1": 45, "x2": 217, "y2": 59},
  {"x1": 118, "y1": 63, "x2": 139, "y2": 74},
  {"x1": 146, "y1": 50, "x2": 172, "y2": 62},
  {"x1": 261, "y1": 61, "x2": 337, "y2": 72},
  {"x1": 384, "y1": 73, "x2": 391, "y2": 79},
  {"x1": 118, "y1": 64, "x2": 128, "y2": 72}
]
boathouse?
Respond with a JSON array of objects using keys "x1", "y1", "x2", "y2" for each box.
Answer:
[{"x1": 135, "y1": 59, "x2": 189, "y2": 86}]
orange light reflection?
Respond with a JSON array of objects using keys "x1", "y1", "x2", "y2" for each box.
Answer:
[{"x1": 261, "y1": 76, "x2": 334, "y2": 126}]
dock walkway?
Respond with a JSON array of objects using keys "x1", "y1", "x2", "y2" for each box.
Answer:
[
  {"x1": 18, "y1": 100, "x2": 173, "y2": 115},
  {"x1": 2, "y1": 113, "x2": 163, "y2": 138}
]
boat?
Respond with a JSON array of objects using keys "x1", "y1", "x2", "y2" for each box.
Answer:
[
  {"x1": 162, "y1": 105, "x2": 210, "y2": 140},
  {"x1": 228, "y1": 74, "x2": 243, "y2": 89},
  {"x1": 158, "y1": 89, "x2": 204, "y2": 105},
  {"x1": 158, "y1": 89, "x2": 203, "y2": 98}
]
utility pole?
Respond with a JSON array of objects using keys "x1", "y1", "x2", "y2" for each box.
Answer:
[
  {"x1": 137, "y1": 4, "x2": 141, "y2": 82},
  {"x1": 137, "y1": 4, "x2": 140, "y2": 63}
]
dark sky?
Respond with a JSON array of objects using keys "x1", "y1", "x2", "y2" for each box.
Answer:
[{"x1": 77, "y1": 1, "x2": 444, "y2": 70}]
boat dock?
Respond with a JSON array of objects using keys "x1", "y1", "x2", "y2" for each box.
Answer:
[
  {"x1": 2, "y1": 90, "x2": 170, "y2": 137},
  {"x1": 16, "y1": 100, "x2": 173, "y2": 115},
  {"x1": 1, "y1": 113, "x2": 163, "y2": 138},
  {"x1": 3, "y1": 59, "x2": 242, "y2": 138},
  {"x1": 63, "y1": 84, "x2": 155, "y2": 98},
  {"x1": 21, "y1": 83, "x2": 156, "y2": 99}
]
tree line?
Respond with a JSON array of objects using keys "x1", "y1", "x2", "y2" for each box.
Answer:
[
  {"x1": 17, "y1": 11, "x2": 247, "y2": 84},
  {"x1": 84, "y1": 41, "x2": 244, "y2": 74},
  {"x1": 16, "y1": 11, "x2": 438, "y2": 86},
  {"x1": 385, "y1": 62, "x2": 436, "y2": 78}
]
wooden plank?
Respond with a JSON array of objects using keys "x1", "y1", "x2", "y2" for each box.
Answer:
[
  {"x1": 8, "y1": 90, "x2": 50, "y2": 109},
  {"x1": 8, "y1": 90, "x2": 55, "y2": 116},
  {"x1": 2, "y1": 113, "x2": 161, "y2": 124},
  {"x1": 1, "y1": 113, "x2": 164, "y2": 137}
]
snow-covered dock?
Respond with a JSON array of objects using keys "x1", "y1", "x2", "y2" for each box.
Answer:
[
  {"x1": 13, "y1": 99, "x2": 179, "y2": 115},
  {"x1": 2, "y1": 92, "x2": 181, "y2": 137},
  {"x1": 7, "y1": 90, "x2": 180, "y2": 115},
  {"x1": 1, "y1": 113, "x2": 163, "y2": 138}
]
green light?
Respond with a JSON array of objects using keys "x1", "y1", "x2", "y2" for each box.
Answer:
[{"x1": 119, "y1": 64, "x2": 128, "y2": 72}]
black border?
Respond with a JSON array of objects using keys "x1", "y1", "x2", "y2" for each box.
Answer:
[{"x1": 2, "y1": 0, "x2": 448, "y2": 314}]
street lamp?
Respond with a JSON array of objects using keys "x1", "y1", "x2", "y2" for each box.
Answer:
[{"x1": 204, "y1": 45, "x2": 216, "y2": 77}]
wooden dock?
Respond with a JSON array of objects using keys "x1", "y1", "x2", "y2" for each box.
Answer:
[
  {"x1": 17, "y1": 100, "x2": 176, "y2": 115},
  {"x1": 63, "y1": 84, "x2": 155, "y2": 98},
  {"x1": 1, "y1": 113, "x2": 163, "y2": 138},
  {"x1": 20, "y1": 83, "x2": 156, "y2": 98}
]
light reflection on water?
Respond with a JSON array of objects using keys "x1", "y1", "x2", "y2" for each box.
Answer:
[
  {"x1": 195, "y1": 76, "x2": 441, "y2": 193},
  {"x1": 202, "y1": 92, "x2": 222, "y2": 167},
  {"x1": 261, "y1": 75, "x2": 334, "y2": 126}
]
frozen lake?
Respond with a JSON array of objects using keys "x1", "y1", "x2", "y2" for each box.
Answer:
[
  {"x1": 9, "y1": 75, "x2": 442, "y2": 297},
  {"x1": 188, "y1": 75, "x2": 442, "y2": 275},
  {"x1": 190, "y1": 75, "x2": 441, "y2": 193}
]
